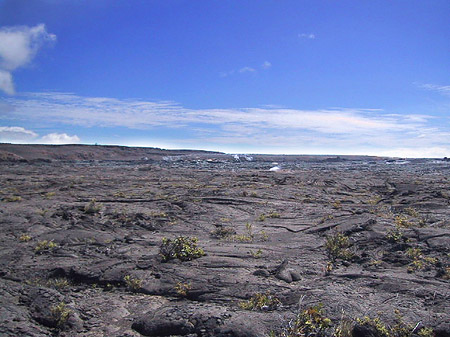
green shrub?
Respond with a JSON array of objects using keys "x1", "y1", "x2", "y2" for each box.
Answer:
[
  {"x1": 279, "y1": 304, "x2": 332, "y2": 337},
  {"x1": 249, "y1": 249, "x2": 263, "y2": 258},
  {"x1": 175, "y1": 282, "x2": 191, "y2": 296},
  {"x1": 394, "y1": 215, "x2": 411, "y2": 228},
  {"x1": 19, "y1": 234, "x2": 32, "y2": 242},
  {"x1": 386, "y1": 227, "x2": 404, "y2": 243},
  {"x1": 404, "y1": 207, "x2": 419, "y2": 218},
  {"x1": 325, "y1": 233, "x2": 353, "y2": 263},
  {"x1": 48, "y1": 278, "x2": 70, "y2": 289},
  {"x1": 124, "y1": 275, "x2": 142, "y2": 292},
  {"x1": 239, "y1": 291, "x2": 281, "y2": 311},
  {"x1": 3, "y1": 196, "x2": 22, "y2": 202},
  {"x1": 35, "y1": 240, "x2": 58, "y2": 254},
  {"x1": 405, "y1": 248, "x2": 437, "y2": 272},
  {"x1": 224, "y1": 223, "x2": 269, "y2": 242},
  {"x1": 160, "y1": 236, "x2": 205, "y2": 262},
  {"x1": 51, "y1": 302, "x2": 72, "y2": 328},
  {"x1": 272, "y1": 306, "x2": 434, "y2": 337},
  {"x1": 356, "y1": 316, "x2": 390, "y2": 337}
]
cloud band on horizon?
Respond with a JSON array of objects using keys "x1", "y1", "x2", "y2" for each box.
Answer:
[{"x1": 1, "y1": 92, "x2": 449, "y2": 157}]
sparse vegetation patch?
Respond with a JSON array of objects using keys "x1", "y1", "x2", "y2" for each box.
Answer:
[
  {"x1": 325, "y1": 232, "x2": 353, "y2": 263},
  {"x1": 84, "y1": 199, "x2": 102, "y2": 214},
  {"x1": 239, "y1": 291, "x2": 281, "y2": 311},
  {"x1": 160, "y1": 236, "x2": 205, "y2": 262},
  {"x1": 124, "y1": 275, "x2": 143, "y2": 292},
  {"x1": 175, "y1": 282, "x2": 192, "y2": 296},
  {"x1": 51, "y1": 302, "x2": 72, "y2": 328},
  {"x1": 34, "y1": 240, "x2": 58, "y2": 254}
]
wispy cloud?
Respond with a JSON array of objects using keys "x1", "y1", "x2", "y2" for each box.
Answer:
[
  {"x1": 417, "y1": 83, "x2": 450, "y2": 96},
  {"x1": 238, "y1": 66, "x2": 256, "y2": 73},
  {"x1": 262, "y1": 61, "x2": 271, "y2": 69},
  {"x1": 299, "y1": 33, "x2": 316, "y2": 39},
  {"x1": 0, "y1": 125, "x2": 79, "y2": 144},
  {"x1": 221, "y1": 61, "x2": 272, "y2": 77},
  {"x1": 0, "y1": 92, "x2": 420, "y2": 132},
  {"x1": 0, "y1": 24, "x2": 56, "y2": 95},
  {"x1": 1, "y1": 92, "x2": 449, "y2": 156},
  {"x1": 0, "y1": 126, "x2": 38, "y2": 141}
]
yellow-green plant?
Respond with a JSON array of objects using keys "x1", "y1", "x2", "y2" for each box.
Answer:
[
  {"x1": 43, "y1": 192, "x2": 56, "y2": 199},
  {"x1": 160, "y1": 236, "x2": 205, "y2": 262},
  {"x1": 239, "y1": 291, "x2": 281, "y2": 311},
  {"x1": 113, "y1": 191, "x2": 126, "y2": 198},
  {"x1": 386, "y1": 227, "x2": 404, "y2": 243},
  {"x1": 48, "y1": 278, "x2": 70, "y2": 289},
  {"x1": 3, "y1": 196, "x2": 22, "y2": 202},
  {"x1": 224, "y1": 223, "x2": 269, "y2": 242},
  {"x1": 406, "y1": 248, "x2": 437, "y2": 272},
  {"x1": 418, "y1": 327, "x2": 434, "y2": 337},
  {"x1": 19, "y1": 234, "x2": 32, "y2": 242},
  {"x1": 249, "y1": 249, "x2": 263, "y2": 258},
  {"x1": 175, "y1": 282, "x2": 191, "y2": 296},
  {"x1": 258, "y1": 214, "x2": 267, "y2": 222},
  {"x1": 35, "y1": 240, "x2": 58, "y2": 254},
  {"x1": 356, "y1": 316, "x2": 390, "y2": 337},
  {"x1": 272, "y1": 307, "x2": 434, "y2": 337},
  {"x1": 404, "y1": 207, "x2": 419, "y2": 218},
  {"x1": 259, "y1": 211, "x2": 281, "y2": 221},
  {"x1": 51, "y1": 302, "x2": 72, "y2": 328},
  {"x1": 124, "y1": 275, "x2": 142, "y2": 292},
  {"x1": 325, "y1": 233, "x2": 353, "y2": 263},
  {"x1": 394, "y1": 215, "x2": 411, "y2": 228},
  {"x1": 37, "y1": 208, "x2": 48, "y2": 217},
  {"x1": 332, "y1": 200, "x2": 342, "y2": 209},
  {"x1": 280, "y1": 304, "x2": 332, "y2": 337},
  {"x1": 356, "y1": 311, "x2": 434, "y2": 337}
]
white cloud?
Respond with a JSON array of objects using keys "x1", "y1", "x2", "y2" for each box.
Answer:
[
  {"x1": 0, "y1": 69, "x2": 14, "y2": 95},
  {"x1": 239, "y1": 66, "x2": 256, "y2": 73},
  {"x1": 2, "y1": 92, "x2": 415, "y2": 133},
  {"x1": 221, "y1": 64, "x2": 261, "y2": 77},
  {"x1": 0, "y1": 125, "x2": 79, "y2": 144},
  {"x1": 0, "y1": 126, "x2": 38, "y2": 142},
  {"x1": 40, "y1": 133, "x2": 80, "y2": 144},
  {"x1": 1, "y1": 92, "x2": 449, "y2": 157},
  {"x1": 262, "y1": 61, "x2": 271, "y2": 69},
  {"x1": 299, "y1": 33, "x2": 315, "y2": 39},
  {"x1": 418, "y1": 83, "x2": 450, "y2": 96},
  {"x1": 0, "y1": 24, "x2": 56, "y2": 95}
]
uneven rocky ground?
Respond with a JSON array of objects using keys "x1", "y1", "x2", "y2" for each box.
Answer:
[{"x1": 0, "y1": 147, "x2": 449, "y2": 336}]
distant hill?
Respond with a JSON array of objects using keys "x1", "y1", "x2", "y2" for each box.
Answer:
[
  {"x1": 0, "y1": 143, "x2": 398, "y2": 163},
  {"x1": 0, "y1": 143, "x2": 222, "y2": 162}
]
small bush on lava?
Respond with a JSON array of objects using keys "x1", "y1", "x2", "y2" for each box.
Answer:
[
  {"x1": 278, "y1": 304, "x2": 332, "y2": 336},
  {"x1": 34, "y1": 240, "x2": 58, "y2": 254},
  {"x1": 51, "y1": 302, "x2": 72, "y2": 328},
  {"x1": 124, "y1": 275, "x2": 143, "y2": 292},
  {"x1": 160, "y1": 236, "x2": 205, "y2": 262},
  {"x1": 325, "y1": 232, "x2": 353, "y2": 263},
  {"x1": 239, "y1": 291, "x2": 281, "y2": 311}
]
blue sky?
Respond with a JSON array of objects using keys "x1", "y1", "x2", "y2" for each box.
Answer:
[{"x1": 0, "y1": 0, "x2": 449, "y2": 157}]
